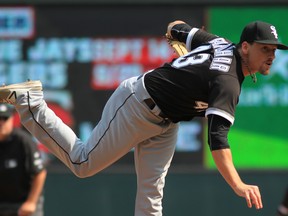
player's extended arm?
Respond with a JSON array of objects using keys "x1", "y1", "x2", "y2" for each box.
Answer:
[
  {"x1": 18, "y1": 169, "x2": 47, "y2": 216},
  {"x1": 166, "y1": 20, "x2": 218, "y2": 52},
  {"x1": 211, "y1": 149, "x2": 263, "y2": 209},
  {"x1": 166, "y1": 20, "x2": 191, "y2": 43},
  {"x1": 165, "y1": 20, "x2": 189, "y2": 56}
]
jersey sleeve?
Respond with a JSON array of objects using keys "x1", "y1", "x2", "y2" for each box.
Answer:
[
  {"x1": 205, "y1": 74, "x2": 241, "y2": 125},
  {"x1": 170, "y1": 23, "x2": 217, "y2": 52},
  {"x1": 186, "y1": 29, "x2": 218, "y2": 51}
]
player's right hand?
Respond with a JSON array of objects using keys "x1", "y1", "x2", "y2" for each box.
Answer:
[{"x1": 233, "y1": 183, "x2": 263, "y2": 209}]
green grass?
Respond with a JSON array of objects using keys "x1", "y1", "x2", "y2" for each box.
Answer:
[{"x1": 204, "y1": 129, "x2": 288, "y2": 169}]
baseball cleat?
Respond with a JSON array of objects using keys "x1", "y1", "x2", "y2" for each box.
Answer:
[{"x1": 0, "y1": 80, "x2": 42, "y2": 104}]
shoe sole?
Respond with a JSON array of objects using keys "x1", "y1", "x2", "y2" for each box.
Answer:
[{"x1": 0, "y1": 80, "x2": 42, "y2": 103}]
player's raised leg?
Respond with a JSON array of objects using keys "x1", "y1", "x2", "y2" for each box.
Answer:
[{"x1": 0, "y1": 78, "x2": 172, "y2": 181}]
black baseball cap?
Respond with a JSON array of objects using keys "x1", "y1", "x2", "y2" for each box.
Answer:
[
  {"x1": 0, "y1": 103, "x2": 14, "y2": 118},
  {"x1": 240, "y1": 21, "x2": 288, "y2": 50}
]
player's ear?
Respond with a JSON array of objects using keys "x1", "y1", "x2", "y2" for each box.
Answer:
[{"x1": 241, "y1": 41, "x2": 249, "y2": 55}]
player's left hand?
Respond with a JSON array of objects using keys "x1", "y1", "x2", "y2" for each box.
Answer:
[{"x1": 233, "y1": 183, "x2": 263, "y2": 209}]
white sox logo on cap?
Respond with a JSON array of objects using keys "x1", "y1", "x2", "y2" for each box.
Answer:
[
  {"x1": 270, "y1": 26, "x2": 278, "y2": 39},
  {"x1": 239, "y1": 21, "x2": 288, "y2": 50}
]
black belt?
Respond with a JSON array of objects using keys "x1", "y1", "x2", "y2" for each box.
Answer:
[
  {"x1": 137, "y1": 74, "x2": 169, "y2": 120},
  {"x1": 143, "y1": 98, "x2": 169, "y2": 120}
]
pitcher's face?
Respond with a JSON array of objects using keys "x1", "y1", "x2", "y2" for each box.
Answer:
[{"x1": 246, "y1": 43, "x2": 277, "y2": 75}]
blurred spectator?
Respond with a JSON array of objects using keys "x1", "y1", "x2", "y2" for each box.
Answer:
[
  {"x1": 0, "y1": 103, "x2": 47, "y2": 216},
  {"x1": 277, "y1": 188, "x2": 288, "y2": 216}
]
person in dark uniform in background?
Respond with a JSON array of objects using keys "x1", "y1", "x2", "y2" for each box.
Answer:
[
  {"x1": 277, "y1": 188, "x2": 288, "y2": 216},
  {"x1": 0, "y1": 103, "x2": 47, "y2": 216}
]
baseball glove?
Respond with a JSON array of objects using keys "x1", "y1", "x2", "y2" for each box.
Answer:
[{"x1": 165, "y1": 33, "x2": 188, "y2": 57}]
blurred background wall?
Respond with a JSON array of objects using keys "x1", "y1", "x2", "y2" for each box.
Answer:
[{"x1": 0, "y1": 0, "x2": 287, "y2": 215}]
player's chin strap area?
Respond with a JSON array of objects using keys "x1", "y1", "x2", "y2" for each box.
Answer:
[
  {"x1": 249, "y1": 70, "x2": 257, "y2": 83},
  {"x1": 242, "y1": 59, "x2": 257, "y2": 83}
]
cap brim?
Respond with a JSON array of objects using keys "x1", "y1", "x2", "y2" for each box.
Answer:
[{"x1": 255, "y1": 40, "x2": 288, "y2": 50}]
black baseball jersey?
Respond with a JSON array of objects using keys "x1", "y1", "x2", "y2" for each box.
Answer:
[
  {"x1": 145, "y1": 28, "x2": 244, "y2": 124},
  {"x1": 0, "y1": 128, "x2": 45, "y2": 203}
]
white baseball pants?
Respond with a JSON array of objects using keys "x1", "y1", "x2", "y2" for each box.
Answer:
[{"x1": 15, "y1": 75, "x2": 179, "y2": 216}]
